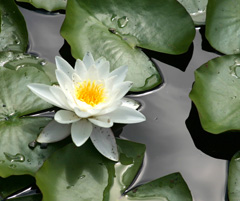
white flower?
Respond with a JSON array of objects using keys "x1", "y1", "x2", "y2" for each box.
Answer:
[{"x1": 28, "y1": 52, "x2": 146, "y2": 161}]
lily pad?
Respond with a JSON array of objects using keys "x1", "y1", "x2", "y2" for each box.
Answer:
[
  {"x1": 205, "y1": 0, "x2": 240, "y2": 55},
  {"x1": 177, "y1": 0, "x2": 208, "y2": 25},
  {"x1": 126, "y1": 173, "x2": 192, "y2": 201},
  {"x1": 0, "y1": 52, "x2": 65, "y2": 177},
  {"x1": 189, "y1": 55, "x2": 240, "y2": 134},
  {"x1": 36, "y1": 139, "x2": 192, "y2": 201},
  {"x1": 61, "y1": 0, "x2": 195, "y2": 92},
  {"x1": 16, "y1": 0, "x2": 67, "y2": 11},
  {"x1": 228, "y1": 151, "x2": 240, "y2": 201},
  {"x1": 0, "y1": 0, "x2": 28, "y2": 52},
  {"x1": 36, "y1": 142, "x2": 109, "y2": 201}
]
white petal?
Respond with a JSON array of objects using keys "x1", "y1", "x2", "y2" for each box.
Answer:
[
  {"x1": 28, "y1": 83, "x2": 64, "y2": 108},
  {"x1": 90, "y1": 126, "x2": 119, "y2": 161},
  {"x1": 89, "y1": 116, "x2": 113, "y2": 128},
  {"x1": 121, "y1": 98, "x2": 141, "y2": 110},
  {"x1": 95, "y1": 100, "x2": 121, "y2": 116},
  {"x1": 83, "y1": 52, "x2": 95, "y2": 68},
  {"x1": 49, "y1": 86, "x2": 72, "y2": 110},
  {"x1": 97, "y1": 60, "x2": 110, "y2": 79},
  {"x1": 73, "y1": 107, "x2": 92, "y2": 118},
  {"x1": 55, "y1": 69, "x2": 74, "y2": 99},
  {"x1": 112, "y1": 81, "x2": 133, "y2": 100},
  {"x1": 37, "y1": 120, "x2": 71, "y2": 143},
  {"x1": 71, "y1": 119, "x2": 92, "y2": 147},
  {"x1": 87, "y1": 64, "x2": 98, "y2": 80},
  {"x1": 108, "y1": 106, "x2": 146, "y2": 124},
  {"x1": 109, "y1": 65, "x2": 128, "y2": 84},
  {"x1": 75, "y1": 59, "x2": 88, "y2": 79},
  {"x1": 54, "y1": 110, "x2": 80, "y2": 124},
  {"x1": 55, "y1": 56, "x2": 74, "y2": 79}
]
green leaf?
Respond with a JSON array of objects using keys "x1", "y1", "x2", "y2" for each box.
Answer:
[
  {"x1": 36, "y1": 142, "x2": 109, "y2": 201},
  {"x1": 16, "y1": 0, "x2": 67, "y2": 11},
  {"x1": 228, "y1": 151, "x2": 240, "y2": 201},
  {"x1": 61, "y1": 0, "x2": 195, "y2": 92},
  {"x1": 126, "y1": 173, "x2": 192, "y2": 201},
  {"x1": 36, "y1": 138, "x2": 192, "y2": 201},
  {"x1": 0, "y1": 0, "x2": 28, "y2": 52},
  {"x1": 189, "y1": 55, "x2": 240, "y2": 134},
  {"x1": 205, "y1": 0, "x2": 240, "y2": 55},
  {"x1": 105, "y1": 139, "x2": 146, "y2": 200},
  {"x1": 0, "y1": 52, "x2": 65, "y2": 177},
  {"x1": 177, "y1": 0, "x2": 208, "y2": 25},
  {"x1": 0, "y1": 175, "x2": 35, "y2": 198}
]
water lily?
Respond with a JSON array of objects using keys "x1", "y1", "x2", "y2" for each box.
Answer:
[{"x1": 28, "y1": 52, "x2": 146, "y2": 161}]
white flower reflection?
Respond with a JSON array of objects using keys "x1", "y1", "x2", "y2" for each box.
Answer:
[{"x1": 28, "y1": 52, "x2": 146, "y2": 161}]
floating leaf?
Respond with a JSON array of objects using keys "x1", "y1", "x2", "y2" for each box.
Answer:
[
  {"x1": 36, "y1": 142, "x2": 109, "y2": 201},
  {"x1": 0, "y1": 0, "x2": 28, "y2": 52},
  {"x1": 0, "y1": 52, "x2": 64, "y2": 177},
  {"x1": 190, "y1": 55, "x2": 240, "y2": 134},
  {"x1": 228, "y1": 151, "x2": 240, "y2": 201},
  {"x1": 177, "y1": 0, "x2": 208, "y2": 25},
  {"x1": 126, "y1": 173, "x2": 192, "y2": 201},
  {"x1": 61, "y1": 0, "x2": 195, "y2": 91},
  {"x1": 206, "y1": 0, "x2": 240, "y2": 54},
  {"x1": 16, "y1": 0, "x2": 67, "y2": 11},
  {"x1": 36, "y1": 139, "x2": 192, "y2": 201}
]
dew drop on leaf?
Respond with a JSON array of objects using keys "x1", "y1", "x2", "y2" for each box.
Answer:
[
  {"x1": 117, "y1": 16, "x2": 129, "y2": 28},
  {"x1": 4, "y1": 152, "x2": 25, "y2": 163}
]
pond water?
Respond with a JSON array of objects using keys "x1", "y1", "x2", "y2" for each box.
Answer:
[{"x1": 19, "y1": 5, "x2": 228, "y2": 201}]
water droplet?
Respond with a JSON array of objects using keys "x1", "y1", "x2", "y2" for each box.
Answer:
[
  {"x1": 16, "y1": 64, "x2": 25, "y2": 70},
  {"x1": 4, "y1": 152, "x2": 25, "y2": 163},
  {"x1": 40, "y1": 61, "x2": 46, "y2": 66},
  {"x1": 28, "y1": 140, "x2": 37, "y2": 149},
  {"x1": 9, "y1": 164, "x2": 17, "y2": 169},
  {"x1": 229, "y1": 58, "x2": 240, "y2": 78},
  {"x1": 0, "y1": 160, "x2": 5, "y2": 164},
  {"x1": 118, "y1": 16, "x2": 129, "y2": 28},
  {"x1": 2, "y1": 104, "x2": 6, "y2": 107},
  {"x1": 111, "y1": 14, "x2": 117, "y2": 21},
  {"x1": 79, "y1": 175, "x2": 86, "y2": 179},
  {"x1": 27, "y1": 159, "x2": 31, "y2": 162}
]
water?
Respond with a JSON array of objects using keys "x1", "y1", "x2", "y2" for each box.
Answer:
[{"x1": 18, "y1": 6, "x2": 227, "y2": 201}]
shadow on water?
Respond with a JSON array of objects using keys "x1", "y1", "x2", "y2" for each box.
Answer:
[
  {"x1": 186, "y1": 102, "x2": 240, "y2": 161},
  {"x1": 142, "y1": 43, "x2": 194, "y2": 72}
]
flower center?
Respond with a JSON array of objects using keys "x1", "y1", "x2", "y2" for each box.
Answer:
[{"x1": 75, "y1": 80, "x2": 106, "y2": 107}]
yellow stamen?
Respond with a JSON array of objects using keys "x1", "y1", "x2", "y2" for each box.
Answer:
[{"x1": 75, "y1": 80, "x2": 106, "y2": 107}]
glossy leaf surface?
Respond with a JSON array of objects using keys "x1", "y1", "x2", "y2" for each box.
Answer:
[
  {"x1": 206, "y1": 0, "x2": 240, "y2": 54},
  {"x1": 177, "y1": 0, "x2": 208, "y2": 25},
  {"x1": 61, "y1": 0, "x2": 195, "y2": 91},
  {"x1": 190, "y1": 55, "x2": 240, "y2": 134},
  {"x1": 126, "y1": 173, "x2": 192, "y2": 201},
  {"x1": 0, "y1": 52, "x2": 63, "y2": 177},
  {"x1": 16, "y1": 0, "x2": 67, "y2": 11},
  {"x1": 0, "y1": 0, "x2": 28, "y2": 52},
  {"x1": 228, "y1": 151, "x2": 240, "y2": 201}
]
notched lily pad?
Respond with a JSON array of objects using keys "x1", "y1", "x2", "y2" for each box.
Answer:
[
  {"x1": 0, "y1": 0, "x2": 28, "y2": 52},
  {"x1": 190, "y1": 55, "x2": 240, "y2": 134},
  {"x1": 126, "y1": 173, "x2": 192, "y2": 201},
  {"x1": 177, "y1": 0, "x2": 208, "y2": 25},
  {"x1": 36, "y1": 139, "x2": 192, "y2": 201},
  {"x1": 228, "y1": 151, "x2": 240, "y2": 201},
  {"x1": 61, "y1": 0, "x2": 195, "y2": 92},
  {"x1": 16, "y1": 0, "x2": 67, "y2": 11},
  {"x1": 0, "y1": 52, "x2": 63, "y2": 177},
  {"x1": 206, "y1": 0, "x2": 240, "y2": 55}
]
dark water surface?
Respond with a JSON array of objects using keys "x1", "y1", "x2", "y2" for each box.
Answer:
[{"x1": 19, "y1": 6, "x2": 228, "y2": 201}]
